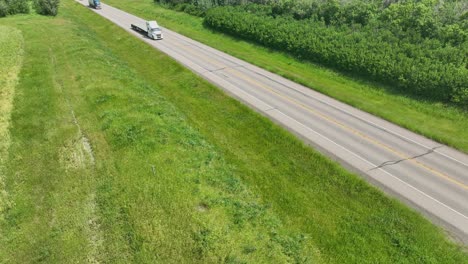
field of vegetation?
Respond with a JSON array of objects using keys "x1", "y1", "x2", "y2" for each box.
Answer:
[{"x1": 0, "y1": 0, "x2": 467, "y2": 262}]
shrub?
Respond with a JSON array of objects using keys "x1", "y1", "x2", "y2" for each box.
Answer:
[
  {"x1": 184, "y1": 4, "x2": 204, "y2": 16},
  {"x1": 0, "y1": 1, "x2": 8, "y2": 17},
  {"x1": 6, "y1": 0, "x2": 29, "y2": 14},
  {"x1": 0, "y1": 0, "x2": 30, "y2": 16},
  {"x1": 35, "y1": 0, "x2": 59, "y2": 16}
]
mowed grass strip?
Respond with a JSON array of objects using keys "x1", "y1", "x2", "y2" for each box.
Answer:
[
  {"x1": 104, "y1": 0, "x2": 468, "y2": 153},
  {"x1": 0, "y1": 1, "x2": 466, "y2": 263},
  {"x1": 0, "y1": 26, "x2": 23, "y2": 223}
]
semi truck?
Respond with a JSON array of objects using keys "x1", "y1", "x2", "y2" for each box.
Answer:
[
  {"x1": 88, "y1": 0, "x2": 101, "y2": 9},
  {"x1": 131, "y1": 21, "x2": 164, "y2": 40}
]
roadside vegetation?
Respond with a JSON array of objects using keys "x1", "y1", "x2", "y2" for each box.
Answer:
[
  {"x1": 0, "y1": 0, "x2": 467, "y2": 262},
  {"x1": 0, "y1": 0, "x2": 29, "y2": 16},
  {"x1": 35, "y1": 0, "x2": 60, "y2": 16},
  {"x1": 0, "y1": 0, "x2": 59, "y2": 17},
  {"x1": 105, "y1": 0, "x2": 468, "y2": 153}
]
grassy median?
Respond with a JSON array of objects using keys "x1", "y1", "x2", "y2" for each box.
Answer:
[
  {"x1": 104, "y1": 0, "x2": 468, "y2": 153},
  {"x1": 0, "y1": 0, "x2": 466, "y2": 263}
]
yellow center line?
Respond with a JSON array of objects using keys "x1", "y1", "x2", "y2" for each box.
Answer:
[{"x1": 174, "y1": 41, "x2": 468, "y2": 190}]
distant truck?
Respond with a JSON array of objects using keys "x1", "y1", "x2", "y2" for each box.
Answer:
[
  {"x1": 131, "y1": 21, "x2": 164, "y2": 40},
  {"x1": 88, "y1": 0, "x2": 101, "y2": 9}
]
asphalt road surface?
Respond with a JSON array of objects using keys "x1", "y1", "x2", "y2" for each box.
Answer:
[{"x1": 76, "y1": 1, "x2": 468, "y2": 243}]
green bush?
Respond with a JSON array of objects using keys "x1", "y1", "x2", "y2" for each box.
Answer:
[
  {"x1": 34, "y1": 0, "x2": 59, "y2": 16},
  {"x1": 6, "y1": 0, "x2": 29, "y2": 14},
  {"x1": 0, "y1": 0, "x2": 30, "y2": 16},
  {"x1": 184, "y1": 3, "x2": 205, "y2": 16},
  {"x1": 0, "y1": 1, "x2": 8, "y2": 17}
]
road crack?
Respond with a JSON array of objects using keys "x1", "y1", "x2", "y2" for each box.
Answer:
[{"x1": 368, "y1": 146, "x2": 443, "y2": 171}]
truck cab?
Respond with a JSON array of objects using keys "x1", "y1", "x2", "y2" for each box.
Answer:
[
  {"x1": 88, "y1": 0, "x2": 101, "y2": 9},
  {"x1": 146, "y1": 21, "x2": 163, "y2": 40}
]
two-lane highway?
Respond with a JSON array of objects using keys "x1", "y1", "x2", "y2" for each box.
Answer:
[{"x1": 76, "y1": 1, "x2": 468, "y2": 243}]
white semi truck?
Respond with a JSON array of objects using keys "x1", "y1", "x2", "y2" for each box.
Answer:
[{"x1": 131, "y1": 21, "x2": 163, "y2": 40}]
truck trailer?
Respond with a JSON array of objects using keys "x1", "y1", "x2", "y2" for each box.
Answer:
[
  {"x1": 131, "y1": 21, "x2": 163, "y2": 40},
  {"x1": 88, "y1": 0, "x2": 101, "y2": 9}
]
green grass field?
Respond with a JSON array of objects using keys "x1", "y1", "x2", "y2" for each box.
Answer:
[
  {"x1": 104, "y1": 0, "x2": 468, "y2": 154},
  {"x1": 0, "y1": 0, "x2": 467, "y2": 262}
]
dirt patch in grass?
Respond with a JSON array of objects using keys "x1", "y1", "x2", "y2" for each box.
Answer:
[
  {"x1": 59, "y1": 111, "x2": 96, "y2": 171},
  {"x1": 59, "y1": 134, "x2": 95, "y2": 171}
]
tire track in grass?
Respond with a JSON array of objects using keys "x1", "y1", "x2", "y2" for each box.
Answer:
[
  {"x1": 0, "y1": 26, "x2": 24, "y2": 223},
  {"x1": 50, "y1": 46, "x2": 104, "y2": 263}
]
